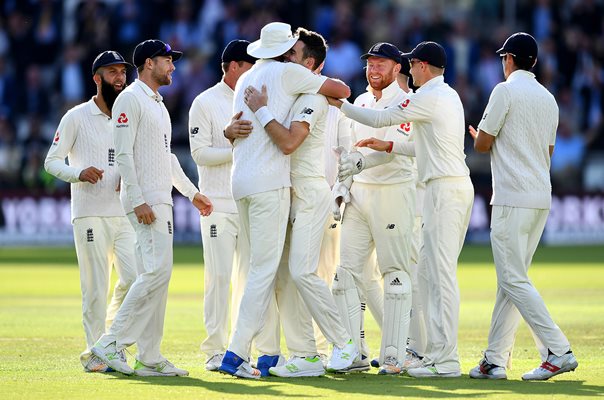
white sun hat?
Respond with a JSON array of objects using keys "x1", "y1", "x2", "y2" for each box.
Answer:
[{"x1": 247, "y1": 22, "x2": 298, "y2": 59}]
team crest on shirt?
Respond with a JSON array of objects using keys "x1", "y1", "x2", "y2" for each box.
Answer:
[
  {"x1": 116, "y1": 112, "x2": 129, "y2": 127},
  {"x1": 301, "y1": 107, "x2": 314, "y2": 115},
  {"x1": 397, "y1": 122, "x2": 411, "y2": 135},
  {"x1": 52, "y1": 131, "x2": 60, "y2": 145},
  {"x1": 400, "y1": 99, "x2": 410, "y2": 108}
]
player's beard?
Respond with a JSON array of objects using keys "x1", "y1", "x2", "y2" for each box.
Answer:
[
  {"x1": 100, "y1": 77, "x2": 124, "y2": 110},
  {"x1": 152, "y1": 68, "x2": 171, "y2": 86},
  {"x1": 368, "y1": 69, "x2": 396, "y2": 91}
]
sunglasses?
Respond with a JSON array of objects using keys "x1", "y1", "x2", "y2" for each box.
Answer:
[
  {"x1": 149, "y1": 43, "x2": 172, "y2": 60},
  {"x1": 408, "y1": 59, "x2": 426, "y2": 67}
]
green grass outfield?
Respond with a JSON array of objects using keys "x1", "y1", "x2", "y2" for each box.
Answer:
[{"x1": 0, "y1": 245, "x2": 603, "y2": 399}]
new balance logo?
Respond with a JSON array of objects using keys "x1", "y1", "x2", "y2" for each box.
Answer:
[
  {"x1": 390, "y1": 277, "x2": 402, "y2": 286},
  {"x1": 356, "y1": 160, "x2": 363, "y2": 170},
  {"x1": 167, "y1": 221, "x2": 172, "y2": 235},
  {"x1": 333, "y1": 273, "x2": 339, "y2": 282},
  {"x1": 163, "y1": 134, "x2": 169, "y2": 151},
  {"x1": 329, "y1": 223, "x2": 337, "y2": 229},
  {"x1": 210, "y1": 224, "x2": 217, "y2": 238},
  {"x1": 190, "y1": 127, "x2": 199, "y2": 136},
  {"x1": 301, "y1": 107, "x2": 314, "y2": 115},
  {"x1": 108, "y1": 148, "x2": 115, "y2": 166},
  {"x1": 386, "y1": 224, "x2": 395, "y2": 229},
  {"x1": 86, "y1": 228, "x2": 94, "y2": 242}
]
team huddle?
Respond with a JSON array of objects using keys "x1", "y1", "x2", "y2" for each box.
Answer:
[{"x1": 44, "y1": 21, "x2": 578, "y2": 381}]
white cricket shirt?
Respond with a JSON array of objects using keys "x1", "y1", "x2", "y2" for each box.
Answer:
[
  {"x1": 44, "y1": 98, "x2": 125, "y2": 222},
  {"x1": 341, "y1": 75, "x2": 470, "y2": 183},
  {"x1": 113, "y1": 79, "x2": 198, "y2": 213},
  {"x1": 189, "y1": 81, "x2": 237, "y2": 214},
  {"x1": 478, "y1": 69, "x2": 558, "y2": 209},
  {"x1": 231, "y1": 59, "x2": 327, "y2": 200},
  {"x1": 351, "y1": 80, "x2": 415, "y2": 185}
]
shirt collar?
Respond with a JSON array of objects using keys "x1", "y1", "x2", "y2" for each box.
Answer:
[
  {"x1": 218, "y1": 80, "x2": 234, "y2": 95},
  {"x1": 365, "y1": 80, "x2": 403, "y2": 102},
  {"x1": 135, "y1": 79, "x2": 163, "y2": 102},
  {"x1": 507, "y1": 69, "x2": 535, "y2": 82},
  {"x1": 416, "y1": 75, "x2": 444, "y2": 92},
  {"x1": 88, "y1": 97, "x2": 105, "y2": 116}
]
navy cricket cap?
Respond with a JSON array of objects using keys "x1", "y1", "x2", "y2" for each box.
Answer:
[
  {"x1": 222, "y1": 40, "x2": 257, "y2": 64},
  {"x1": 361, "y1": 42, "x2": 401, "y2": 63},
  {"x1": 133, "y1": 39, "x2": 183, "y2": 68},
  {"x1": 399, "y1": 51, "x2": 411, "y2": 77},
  {"x1": 92, "y1": 50, "x2": 132, "y2": 74},
  {"x1": 496, "y1": 32, "x2": 538, "y2": 60},
  {"x1": 402, "y1": 41, "x2": 447, "y2": 69}
]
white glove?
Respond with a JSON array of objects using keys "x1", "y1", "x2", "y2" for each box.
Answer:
[
  {"x1": 338, "y1": 150, "x2": 365, "y2": 182},
  {"x1": 331, "y1": 176, "x2": 352, "y2": 221}
]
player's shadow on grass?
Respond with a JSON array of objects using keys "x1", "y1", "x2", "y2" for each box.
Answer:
[{"x1": 109, "y1": 373, "x2": 604, "y2": 398}]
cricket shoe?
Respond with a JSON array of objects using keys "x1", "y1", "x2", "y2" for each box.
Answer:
[
  {"x1": 205, "y1": 353, "x2": 224, "y2": 371},
  {"x1": 326, "y1": 339, "x2": 360, "y2": 372},
  {"x1": 407, "y1": 365, "x2": 461, "y2": 378},
  {"x1": 403, "y1": 349, "x2": 424, "y2": 370},
  {"x1": 269, "y1": 356, "x2": 325, "y2": 377},
  {"x1": 469, "y1": 357, "x2": 507, "y2": 380},
  {"x1": 91, "y1": 341, "x2": 134, "y2": 375},
  {"x1": 84, "y1": 354, "x2": 110, "y2": 373},
  {"x1": 522, "y1": 352, "x2": 578, "y2": 381},
  {"x1": 256, "y1": 354, "x2": 286, "y2": 377},
  {"x1": 218, "y1": 350, "x2": 261, "y2": 379},
  {"x1": 133, "y1": 359, "x2": 189, "y2": 377},
  {"x1": 378, "y1": 356, "x2": 403, "y2": 375},
  {"x1": 334, "y1": 355, "x2": 371, "y2": 373}
]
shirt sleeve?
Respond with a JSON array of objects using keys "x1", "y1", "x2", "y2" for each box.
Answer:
[
  {"x1": 282, "y1": 63, "x2": 328, "y2": 96},
  {"x1": 44, "y1": 111, "x2": 82, "y2": 183},
  {"x1": 337, "y1": 114, "x2": 352, "y2": 150},
  {"x1": 113, "y1": 92, "x2": 145, "y2": 208},
  {"x1": 290, "y1": 94, "x2": 326, "y2": 130},
  {"x1": 189, "y1": 96, "x2": 233, "y2": 167},
  {"x1": 340, "y1": 90, "x2": 434, "y2": 129},
  {"x1": 477, "y1": 83, "x2": 510, "y2": 137},
  {"x1": 170, "y1": 153, "x2": 198, "y2": 201}
]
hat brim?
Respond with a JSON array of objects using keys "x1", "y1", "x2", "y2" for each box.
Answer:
[
  {"x1": 168, "y1": 51, "x2": 183, "y2": 62},
  {"x1": 93, "y1": 61, "x2": 134, "y2": 74},
  {"x1": 399, "y1": 53, "x2": 411, "y2": 77},
  {"x1": 247, "y1": 37, "x2": 297, "y2": 59},
  {"x1": 360, "y1": 52, "x2": 401, "y2": 63}
]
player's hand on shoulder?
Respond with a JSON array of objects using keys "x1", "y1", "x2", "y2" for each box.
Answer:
[
  {"x1": 193, "y1": 193, "x2": 213, "y2": 216},
  {"x1": 78, "y1": 166, "x2": 104, "y2": 184},
  {"x1": 134, "y1": 203, "x2": 155, "y2": 225},
  {"x1": 224, "y1": 111, "x2": 253, "y2": 143},
  {"x1": 244, "y1": 85, "x2": 268, "y2": 112},
  {"x1": 355, "y1": 137, "x2": 389, "y2": 151}
]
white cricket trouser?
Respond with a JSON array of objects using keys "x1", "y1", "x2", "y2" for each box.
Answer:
[
  {"x1": 199, "y1": 211, "x2": 249, "y2": 358},
  {"x1": 408, "y1": 215, "x2": 427, "y2": 356},
  {"x1": 73, "y1": 216, "x2": 137, "y2": 365},
  {"x1": 228, "y1": 188, "x2": 290, "y2": 360},
  {"x1": 421, "y1": 176, "x2": 473, "y2": 373},
  {"x1": 98, "y1": 204, "x2": 174, "y2": 366},
  {"x1": 484, "y1": 206, "x2": 571, "y2": 367},
  {"x1": 282, "y1": 178, "x2": 350, "y2": 351},
  {"x1": 340, "y1": 181, "x2": 415, "y2": 352}
]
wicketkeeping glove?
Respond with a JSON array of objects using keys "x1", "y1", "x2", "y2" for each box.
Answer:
[
  {"x1": 338, "y1": 150, "x2": 365, "y2": 182},
  {"x1": 331, "y1": 176, "x2": 352, "y2": 221}
]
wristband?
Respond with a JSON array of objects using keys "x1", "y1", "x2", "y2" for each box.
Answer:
[
  {"x1": 255, "y1": 106, "x2": 274, "y2": 127},
  {"x1": 386, "y1": 141, "x2": 394, "y2": 153}
]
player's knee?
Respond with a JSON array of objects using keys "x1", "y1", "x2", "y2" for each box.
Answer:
[{"x1": 332, "y1": 265, "x2": 357, "y2": 292}]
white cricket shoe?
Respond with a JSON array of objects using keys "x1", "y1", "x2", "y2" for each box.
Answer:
[
  {"x1": 403, "y1": 349, "x2": 424, "y2": 370},
  {"x1": 133, "y1": 359, "x2": 189, "y2": 377},
  {"x1": 332, "y1": 356, "x2": 370, "y2": 373},
  {"x1": 91, "y1": 341, "x2": 134, "y2": 375},
  {"x1": 269, "y1": 356, "x2": 325, "y2": 377},
  {"x1": 326, "y1": 339, "x2": 360, "y2": 372},
  {"x1": 407, "y1": 365, "x2": 461, "y2": 378},
  {"x1": 205, "y1": 353, "x2": 224, "y2": 371},
  {"x1": 84, "y1": 354, "x2": 110, "y2": 373},
  {"x1": 522, "y1": 352, "x2": 578, "y2": 381},
  {"x1": 378, "y1": 356, "x2": 403, "y2": 375},
  {"x1": 469, "y1": 358, "x2": 507, "y2": 380}
]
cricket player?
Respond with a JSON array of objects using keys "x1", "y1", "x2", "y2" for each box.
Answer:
[
  {"x1": 329, "y1": 42, "x2": 417, "y2": 375},
  {"x1": 189, "y1": 39, "x2": 283, "y2": 372},
  {"x1": 332, "y1": 41, "x2": 474, "y2": 378},
  {"x1": 44, "y1": 51, "x2": 137, "y2": 373},
  {"x1": 239, "y1": 27, "x2": 360, "y2": 377},
  {"x1": 468, "y1": 32, "x2": 578, "y2": 381},
  {"x1": 91, "y1": 39, "x2": 213, "y2": 377},
  {"x1": 218, "y1": 22, "x2": 354, "y2": 379}
]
